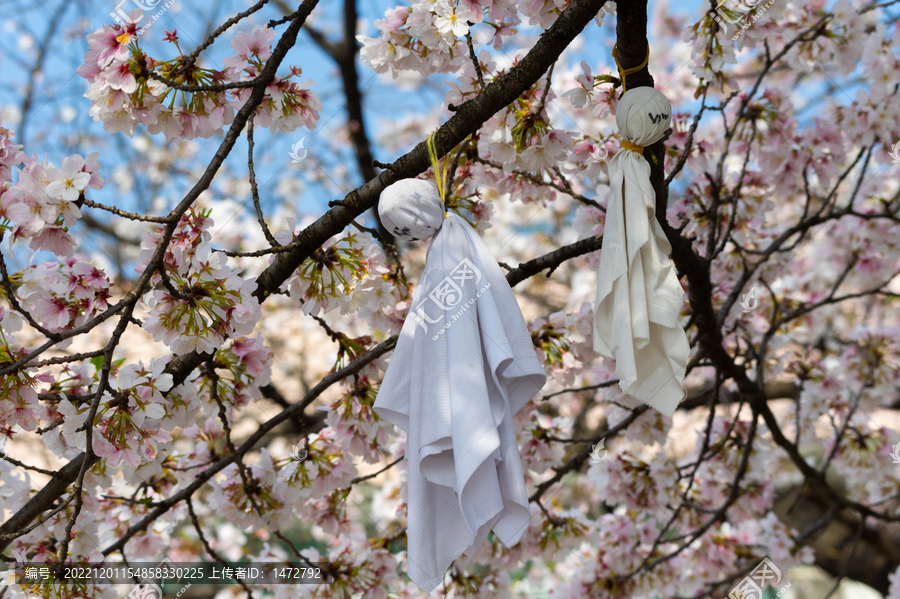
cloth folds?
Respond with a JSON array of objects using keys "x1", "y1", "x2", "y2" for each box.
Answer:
[
  {"x1": 593, "y1": 87, "x2": 690, "y2": 417},
  {"x1": 374, "y1": 213, "x2": 546, "y2": 593}
]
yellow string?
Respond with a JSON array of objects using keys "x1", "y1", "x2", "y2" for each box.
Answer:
[
  {"x1": 621, "y1": 139, "x2": 644, "y2": 153},
  {"x1": 427, "y1": 132, "x2": 449, "y2": 218},
  {"x1": 612, "y1": 43, "x2": 650, "y2": 93}
]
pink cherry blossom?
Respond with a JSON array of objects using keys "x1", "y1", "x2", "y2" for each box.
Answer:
[{"x1": 45, "y1": 156, "x2": 92, "y2": 202}]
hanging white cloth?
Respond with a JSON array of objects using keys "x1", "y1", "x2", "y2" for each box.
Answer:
[
  {"x1": 593, "y1": 87, "x2": 690, "y2": 417},
  {"x1": 373, "y1": 207, "x2": 546, "y2": 593}
]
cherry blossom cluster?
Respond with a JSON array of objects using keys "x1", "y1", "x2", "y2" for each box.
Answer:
[
  {"x1": 359, "y1": 1, "x2": 486, "y2": 77},
  {"x1": 212, "y1": 333, "x2": 274, "y2": 406},
  {"x1": 303, "y1": 487, "x2": 354, "y2": 537},
  {"x1": 529, "y1": 304, "x2": 596, "y2": 386},
  {"x1": 204, "y1": 448, "x2": 288, "y2": 530},
  {"x1": 560, "y1": 59, "x2": 622, "y2": 116},
  {"x1": 0, "y1": 148, "x2": 103, "y2": 257},
  {"x1": 13, "y1": 258, "x2": 111, "y2": 333},
  {"x1": 39, "y1": 366, "x2": 95, "y2": 460},
  {"x1": 517, "y1": 405, "x2": 569, "y2": 472},
  {"x1": 588, "y1": 449, "x2": 678, "y2": 512},
  {"x1": 206, "y1": 426, "x2": 360, "y2": 532},
  {"x1": 824, "y1": 412, "x2": 888, "y2": 477},
  {"x1": 451, "y1": 189, "x2": 496, "y2": 233},
  {"x1": 354, "y1": 268, "x2": 410, "y2": 335},
  {"x1": 139, "y1": 210, "x2": 260, "y2": 354},
  {"x1": 567, "y1": 512, "x2": 681, "y2": 598},
  {"x1": 283, "y1": 428, "x2": 357, "y2": 502},
  {"x1": 323, "y1": 376, "x2": 394, "y2": 464},
  {"x1": 280, "y1": 229, "x2": 387, "y2": 317},
  {"x1": 25, "y1": 358, "x2": 176, "y2": 483},
  {"x1": 450, "y1": 501, "x2": 590, "y2": 588},
  {"x1": 359, "y1": 0, "x2": 618, "y2": 80},
  {"x1": 683, "y1": 417, "x2": 776, "y2": 522},
  {"x1": 201, "y1": 425, "x2": 361, "y2": 535},
  {"x1": 485, "y1": 99, "x2": 575, "y2": 175},
  {"x1": 170, "y1": 416, "x2": 230, "y2": 474},
  {"x1": 0, "y1": 308, "x2": 51, "y2": 432},
  {"x1": 546, "y1": 509, "x2": 811, "y2": 599},
  {"x1": 77, "y1": 18, "x2": 321, "y2": 140},
  {"x1": 286, "y1": 531, "x2": 400, "y2": 598},
  {"x1": 227, "y1": 29, "x2": 323, "y2": 134},
  {"x1": 273, "y1": 219, "x2": 407, "y2": 335},
  {"x1": 89, "y1": 359, "x2": 175, "y2": 472},
  {"x1": 137, "y1": 206, "x2": 210, "y2": 279},
  {"x1": 782, "y1": 333, "x2": 900, "y2": 507},
  {"x1": 606, "y1": 403, "x2": 671, "y2": 447},
  {"x1": 181, "y1": 334, "x2": 275, "y2": 421},
  {"x1": 574, "y1": 200, "x2": 606, "y2": 243},
  {"x1": 0, "y1": 120, "x2": 24, "y2": 182}
]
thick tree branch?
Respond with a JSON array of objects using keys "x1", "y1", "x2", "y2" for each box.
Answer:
[{"x1": 505, "y1": 234, "x2": 602, "y2": 286}]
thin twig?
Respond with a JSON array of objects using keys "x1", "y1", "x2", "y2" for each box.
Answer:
[
  {"x1": 0, "y1": 451, "x2": 58, "y2": 477},
  {"x1": 186, "y1": 496, "x2": 256, "y2": 599},
  {"x1": 248, "y1": 122, "x2": 279, "y2": 247},
  {"x1": 206, "y1": 359, "x2": 263, "y2": 516},
  {"x1": 171, "y1": 0, "x2": 271, "y2": 78},
  {"x1": 81, "y1": 198, "x2": 170, "y2": 223},
  {"x1": 0, "y1": 494, "x2": 75, "y2": 541},
  {"x1": 465, "y1": 29, "x2": 485, "y2": 92},
  {"x1": 350, "y1": 455, "x2": 404, "y2": 485}
]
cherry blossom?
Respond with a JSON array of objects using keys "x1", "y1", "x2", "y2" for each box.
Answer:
[{"x1": 561, "y1": 60, "x2": 595, "y2": 108}]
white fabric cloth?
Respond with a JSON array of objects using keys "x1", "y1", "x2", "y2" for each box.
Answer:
[
  {"x1": 593, "y1": 87, "x2": 690, "y2": 418},
  {"x1": 374, "y1": 213, "x2": 546, "y2": 593},
  {"x1": 379, "y1": 179, "x2": 445, "y2": 242}
]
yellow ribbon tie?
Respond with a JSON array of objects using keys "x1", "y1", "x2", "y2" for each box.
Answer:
[
  {"x1": 427, "y1": 132, "x2": 449, "y2": 218},
  {"x1": 612, "y1": 43, "x2": 650, "y2": 93},
  {"x1": 621, "y1": 139, "x2": 644, "y2": 153}
]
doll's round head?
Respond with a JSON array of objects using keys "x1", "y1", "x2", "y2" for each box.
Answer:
[{"x1": 378, "y1": 179, "x2": 445, "y2": 242}]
